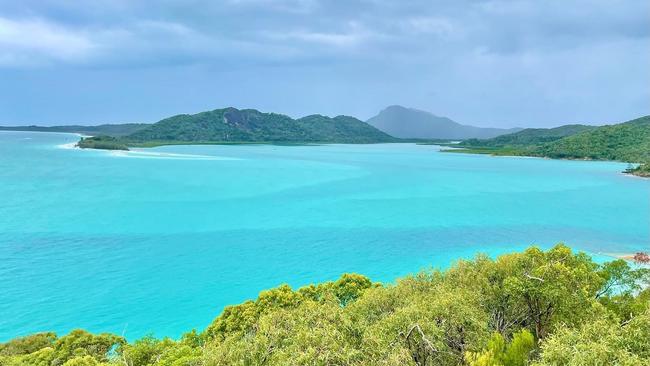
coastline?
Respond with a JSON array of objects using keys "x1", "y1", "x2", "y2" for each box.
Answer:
[
  {"x1": 622, "y1": 172, "x2": 650, "y2": 179},
  {"x1": 57, "y1": 133, "x2": 92, "y2": 150},
  {"x1": 11, "y1": 129, "x2": 648, "y2": 178},
  {"x1": 441, "y1": 147, "x2": 650, "y2": 179},
  {"x1": 57, "y1": 142, "x2": 78, "y2": 149}
]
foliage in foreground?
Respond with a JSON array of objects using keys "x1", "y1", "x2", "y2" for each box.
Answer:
[{"x1": 1, "y1": 245, "x2": 649, "y2": 366}]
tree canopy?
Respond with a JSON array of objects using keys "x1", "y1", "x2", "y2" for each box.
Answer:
[{"x1": 2, "y1": 245, "x2": 648, "y2": 365}]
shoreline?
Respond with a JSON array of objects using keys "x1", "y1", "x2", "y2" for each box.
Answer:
[
  {"x1": 57, "y1": 142, "x2": 78, "y2": 149},
  {"x1": 15, "y1": 129, "x2": 648, "y2": 179},
  {"x1": 57, "y1": 133, "x2": 92, "y2": 150},
  {"x1": 441, "y1": 148, "x2": 649, "y2": 179},
  {"x1": 622, "y1": 172, "x2": 650, "y2": 179}
]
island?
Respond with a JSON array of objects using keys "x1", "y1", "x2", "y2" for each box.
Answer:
[
  {"x1": 76, "y1": 107, "x2": 397, "y2": 150},
  {"x1": 444, "y1": 115, "x2": 650, "y2": 177}
]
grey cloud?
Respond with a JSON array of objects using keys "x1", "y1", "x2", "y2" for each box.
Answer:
[{"x1": 0, "y1": 0, "x2": 648, "y2": 125}]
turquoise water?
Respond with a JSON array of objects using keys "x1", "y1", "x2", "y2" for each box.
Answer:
[{"x1": 1, "y1": 131, "x2": 648, "y2": 341}]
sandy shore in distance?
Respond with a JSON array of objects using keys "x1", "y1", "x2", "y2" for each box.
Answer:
[{"x1": 599, "y1": 252, "x2": 650, "y2": 265}]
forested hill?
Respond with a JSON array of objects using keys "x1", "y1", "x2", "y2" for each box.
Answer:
[
  {"x1": 1, "y1": 245, "x2": 649, "y2": 365},
  {"x1": 0, "y1": 123, "x2": 149, "y2": 136},
  {"x1": 536, "y1": 116, "x2": 650, "y2": 161},
  {"x1": 79, "y1": 107, "x2": 396, "y2": 149},
  {"x1": 460, "y1": 124, "x2": 597, "y2": 148},
  {"x1": 128, "y1": 108, "x2": 395, "y2": 143},
  {"x1": 451, "y1": 115, "x2": 650, "y2": 176}
]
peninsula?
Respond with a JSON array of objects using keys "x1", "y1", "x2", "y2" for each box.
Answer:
[{"x1": 445, "y1": 115, "x2": 650, "y2": 177}]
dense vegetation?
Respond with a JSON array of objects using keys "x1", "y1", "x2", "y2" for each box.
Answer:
[
  {"x1": 77, "y1": 108, "x2": 396, "y2": 150},
  {"x1": 5, "y1": 107, "x2": 396, "y2": 150},
  {"x1": 0, "y1": 124, "x2": 149, "y2": 137},
  {"x1": 451, "y1": 116, "x2": 650, "y2": 176},
  {"x1": 77, "y1": 136, "x2": 129, "y2": 150},
  {"x1": 460, "y1": 124, "x2": 596, "y2": 149},
  {"x1": 366, "y1": 105, "x2": 520, "y2": 139},
  {"x1": 535, "y1": 116, "x2": 650, "y2": 162},
  {"x1": 2, "y1": 245, "x2": 649, "y2": 365}
]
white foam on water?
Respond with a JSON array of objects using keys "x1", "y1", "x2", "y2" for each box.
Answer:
[
  {"x1": 109, "y1": 149, "x2": 239, "y2": 161},
  {"x1": 57, "y1": 142, "x2": 78, "y2": 149},
  {"x1": 55, "y1": 139, "x2": 238, "y2": 160}
]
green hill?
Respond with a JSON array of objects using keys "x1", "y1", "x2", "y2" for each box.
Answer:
[
  {"x1": 295, "y1": 114, "x2": 396, "y2": 143},
  {"x1": 79, "y1": 107, "x2": 396, "y2": 149},
  {"x1": 535, "y1": 116, "x2": 650, "y2": 161},
  {"x1": 1, "y1": 245, "x2": 649, "y2": 365},
  {"x1": 451, "y1": 116, "x2": 650, "y2": 176},
  {"x1": 461, "y1": 124, "x2": 596, "y2": 148}
]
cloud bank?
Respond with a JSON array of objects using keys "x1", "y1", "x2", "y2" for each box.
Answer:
[{"x1": 0, "y1": 0, "x2": 648, "y2": 126}]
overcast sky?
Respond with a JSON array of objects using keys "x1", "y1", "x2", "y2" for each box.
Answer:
[{"x1": 1, "y1": 0, "x2": 648, "y2": 127}]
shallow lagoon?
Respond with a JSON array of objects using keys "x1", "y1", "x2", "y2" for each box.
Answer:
[{"x1": 0, "y1": 131, "x2": 648, "y2": 340}]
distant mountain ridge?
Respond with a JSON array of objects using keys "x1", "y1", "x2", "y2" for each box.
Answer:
[
  {"x1": 0, "y1": 123, "x2": 149, "y2": 136},
  {"x1": 78, "y1": 107, "x2": 396, "y2": 149},
  {"x1": 366, "y1": 105, "x2": 521, "y2": 139}
]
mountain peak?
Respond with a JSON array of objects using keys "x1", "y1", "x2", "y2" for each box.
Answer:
[
  {"x1": 379, "y1": 105, "x2": 449, "y2": 120},
  {"x1": 382, "y1": 105, "x2": 409, "y2": 112},
  {"x1": 367, "y1": 106, "x2": 520, "y2": 139}
]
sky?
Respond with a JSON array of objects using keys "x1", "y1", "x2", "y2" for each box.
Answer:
[{"x1": 0, "y1": 0, "x2": 649, "y2": 128}]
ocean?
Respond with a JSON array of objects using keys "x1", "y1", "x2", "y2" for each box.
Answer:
[{"x1": 0, "y1": 131, "x2": 648, "y2": 341}]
